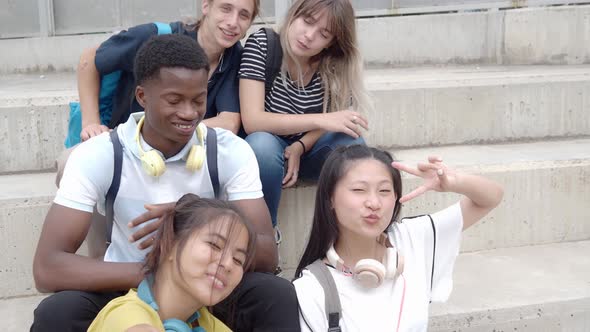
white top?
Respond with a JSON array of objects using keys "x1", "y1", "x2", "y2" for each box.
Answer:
[
  {"x1": 55, "y1": 112, "x2": 263, "y2": 263},
  {"x1": 294, "y1": 203, "x2": 463, "y2": 332}
]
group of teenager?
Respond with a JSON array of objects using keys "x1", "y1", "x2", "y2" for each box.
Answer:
[{"x1": 30, "y1": 0, "x2": 504, "y2": 331}]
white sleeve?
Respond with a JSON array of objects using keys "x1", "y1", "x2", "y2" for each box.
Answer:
[
  {"x1": 293, "y1": 270, "x2": 329, "y2": 332},
  {"x1": 215, "y1": 130, "x2": 263, "y2": 201},
  {"x1": 428, "y1": 202, "x2": 463, "y2": 301},
  {"x1": 54, "y1": 134, "x2": 114, "y2": 213}
]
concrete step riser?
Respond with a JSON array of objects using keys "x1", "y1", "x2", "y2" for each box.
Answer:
[
  {"x1": 368, "y1": 80, "x2": 590, "y2": 148},
  {"x1": 0, "y1": 105, "x2": 68, "y2": 174},
  {"x1": 1, "y1": 6, "x2": 589, "y2": 74},
  {"x1": 277, "y1": 161, "x2": 590, "y2": 272},
  {"x1": 3, "y1": 160, "x2": 588, "y2": 299},
  {"x1": 358, "y1": 5, "x2": 590, "y2": 67},
  {"x1": 4, "y1": 77, "x2": 589, "y2": 173},
  {"x1": 430, "y1": 299, "x2": 590, "y2": 332}
]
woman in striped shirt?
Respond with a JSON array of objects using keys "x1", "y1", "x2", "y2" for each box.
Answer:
[{"x1": 238, "y1": 0, "x2": 371, "y2": 230}]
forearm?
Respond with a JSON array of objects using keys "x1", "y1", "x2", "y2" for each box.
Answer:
[
  {"x1": 252, "y1": 235, "x2": 279, "y2": 273},
  {"x1": 202, "y1": 112, "x2": 240, "y2": 134},
  {"x1": 243, "y1": 110, "x2": 326, "y2": 136},
  {"x1": 454, "y1": 173, "x2": 503, "y2": 209},
  {"x1": 35, "y1": 252, "x2": 143, "y2": 292},
  {"x1": 240, "y1": 79, "x2": 325, "y2": 135},
  {"x1": 77, "y1": 46, "x2": 101, "y2": 127},
  {"x1": 453, "y1": 172, "x2": 504, "y2": 229},
  {"x1": 299, "y1": 129, "x2": 325, "y2": 151}
]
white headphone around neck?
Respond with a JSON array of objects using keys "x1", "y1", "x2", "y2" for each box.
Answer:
[
  {"x1": 134, "y1": 115, "x2": 206, "y2": 177},
  {"x1": 326, "y1": 233, "x2": 404, "y2": 288}
]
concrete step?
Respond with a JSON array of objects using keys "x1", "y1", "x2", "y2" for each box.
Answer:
[
  {"x1": 2, "y1": 138, "x2": 589, "y2": 298},
  {"x1": 4, "y1": 241, "x2": 588, "y2": 331},
  {"x1": 3, "y1": 65, "x2": 590, "y2": 173},
  {"x1": 428, "y1": 240, "x2": 590, "y2": 332},
  {"x1": 2, "y1": 5, "x2": 589, "y2": 74}
]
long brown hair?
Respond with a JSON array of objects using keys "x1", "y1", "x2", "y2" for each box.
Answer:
[
  {"x1": 144, "y1": 194, "x2": 257, "y2": 277},
  {"x1": 279, "y1": 0, "x2": 371, "y2": 114}
]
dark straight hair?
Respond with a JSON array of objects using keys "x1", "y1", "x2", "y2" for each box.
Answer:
[{"x1": 294, "y1": 145, "x2": 402, "y2": 278}]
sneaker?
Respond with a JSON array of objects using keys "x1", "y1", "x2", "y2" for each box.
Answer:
[
  {"x1": 274, "y1": 225, "x2": 282, "y2": 245},
  {"x1": 274, "y1": 225, "x2": 283, "y2": 276}
]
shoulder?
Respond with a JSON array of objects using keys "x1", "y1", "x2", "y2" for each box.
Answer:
[
  {"x1": 214, "y1": 128, "x2": 255, "y2": 159},
  {"x1": 294, "y1": 269, "x2": 329, "y2": 331},
  {"x1": 67, "y1": 133, "x2": 115, "y2": 173},
  {"x1": 89, "y1": 290, "x2": 163, "y2": 332},
  {"x1": 293, "y1": 268, "x2": 325, "y2": 297},
  {"x1": 104, "y1": 22, "x2": 157, "y2": 45},
  {"x1": 198, "y1": 307, "x2": 231, "y2": 332},
  {"x1": 246, "y1": 28, "x2": 269, "y2": 45}
]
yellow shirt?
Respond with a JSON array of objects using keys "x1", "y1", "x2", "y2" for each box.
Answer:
[{"x1": 88, "y1": 289, "x2": 232, "y2": 332}]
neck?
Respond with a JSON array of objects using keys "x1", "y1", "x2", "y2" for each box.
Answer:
[
  {"x1": 153, "y1": 266, "x2": 203, "y2": 323},
  {"x1": 141, "y1": 126, "x2": 185, "y2": 159},
  {"x1": 334, "y1": 230, "x2": 385, "y2": 267},
  {"x1": 287, "y1": 56, "x2": 315, "y2": 83},
  {"x1": 197, "y1": 26, "x2": 224, "y2": 67}
]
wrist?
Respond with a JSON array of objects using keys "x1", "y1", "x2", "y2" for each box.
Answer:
[{"x1": 295, "y1": 139, "x2": 307, "y2": 154}]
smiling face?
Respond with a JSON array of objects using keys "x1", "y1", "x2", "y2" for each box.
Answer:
[
  {"x1": 136, "y1": 67, "x2": 208, "y2": 157},
  {"x1": 172, "y1": 216, "x2": 249, "y2": 306},
  {"x1": 287, "y1": 9, "x2": 334, "y2": 61},
  {"x1": 331, "y1": 159, "x2": 397, "y2": 241},
  {"x1": 201, "y1": 0, "x2": 255, "y2": 49}
]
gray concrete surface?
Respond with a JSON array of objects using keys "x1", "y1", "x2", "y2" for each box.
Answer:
[
  {"x1": 2, "y1": 5, "x2": 590, "y2": 73},
  {"x1": 429, "y1": 240, "x2": 590, "y2": 331},
  {"x1": 0, "y1": 295, "x2": 46, "y2": 332},
  {"x1": 2, "y1": 65, "x2": 589, "y2": 173},
  {"x1": 2, "y1": 139, "x2": 587, "y2": 298},
  {"x1": 3, "y1": 241, "x2": 588, "y2": 331}
]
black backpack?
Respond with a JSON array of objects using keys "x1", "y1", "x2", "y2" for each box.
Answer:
[
  {"x1": 105, "y1": 128, "x2": 219, "y2": 244},
  {"x1": 263, "y1": 28, "x2": 283, "y2": 95}
]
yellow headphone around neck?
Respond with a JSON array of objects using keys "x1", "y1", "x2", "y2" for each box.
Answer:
[{"x1": 134, "y1": 115, "x2": 206, "y2": 177}]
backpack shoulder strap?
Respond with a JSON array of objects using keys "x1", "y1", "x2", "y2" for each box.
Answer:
[
  {"x1": 154, "y1": 22, "x2": 172, "y2": 35},
  {"x1": 206, "y1": 127, "x2": 220, "y2": 199},
  {"x1": 263, "y1": 28, "x2": 283, "y2": 95},
  {"x1": 307, "y1": 259, "x2": 342, "y2": 332},
  {"x1": 106, "y1": 129, "x2": 123, "y2": 244}
]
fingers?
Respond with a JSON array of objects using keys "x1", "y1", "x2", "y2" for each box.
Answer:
[
  {"x1": 352, "y1": 113, "x2": 369, "y2": 130},
  {"x1": 137, "y1": 235, "x2": 157, "y2": 250},
  {"x1": 417, "y1": 162, "x2": 439, "y2": 173},
  {"x1": 81, "y1": 125, "x2": 109, "y2": 141},
  {"x1": 282, "y1": 166, "x2": 298, "y2": 186},
  {"x1": 391, "y1": 161, "x2": 421, "y2": 177},
  {"x1": 428, "y1": 156, "x2": 443, "y2": 164},
  {"x1": 399, "y1": 185, "x2": 429, "y2": 203},
  {"x1": 128, "y1": 202, "x2": 175, "y2": 228},
  {"x1": 129, "y1": 218, "x2": 160, "y2": 243}
]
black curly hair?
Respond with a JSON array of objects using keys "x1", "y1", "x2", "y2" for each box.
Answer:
[{"x1": 134, "y1": 34, "x2": 209, "y2": 85}]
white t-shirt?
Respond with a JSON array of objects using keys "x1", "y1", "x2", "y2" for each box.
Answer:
[
  {"x1": 294, "y1": 203, "x2": 463, "y2": 332},
  {"x1": 55, "y1": 112, "x2": 263, "y2": 262}
]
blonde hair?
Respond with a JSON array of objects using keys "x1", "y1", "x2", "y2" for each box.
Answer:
[{"x1": 279, "y1": 0, "x2": 371, "y2": 114}]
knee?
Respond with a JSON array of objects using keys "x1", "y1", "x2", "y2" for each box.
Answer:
[
  {"x1": 245, "y1": 132, "x2": 283, "y2": 168},
  {"x1": 32, "y1": 292, "x2": 80, "y2": 329},
  {"x1": 243, "y1": 273, "x2": 298, "y2": 307},
  {"x1": 326, "y1": 132, "x2": 366, "y2": 149}
]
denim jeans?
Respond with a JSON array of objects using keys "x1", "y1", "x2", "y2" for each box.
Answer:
[{"x1": 246, "y1": 131, "x2": 366, "y2": 226}]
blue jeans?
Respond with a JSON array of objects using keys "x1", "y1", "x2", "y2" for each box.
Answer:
[{"x1": 246, "y1": 131, "x2": 366, "y2": 226}]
